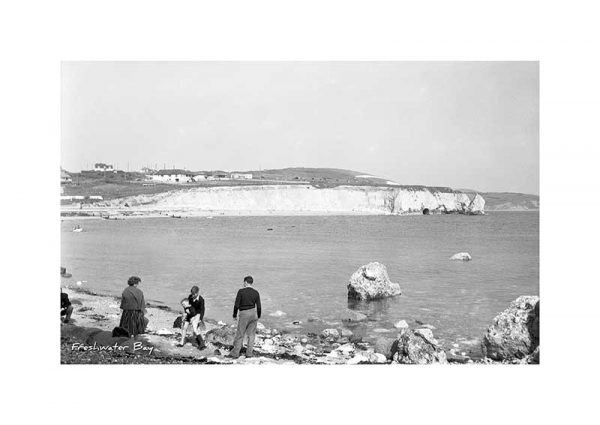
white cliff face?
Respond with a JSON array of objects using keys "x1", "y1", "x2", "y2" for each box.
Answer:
[{"x1": 109, "y1": 185, "x2": 484, "y2": 215}]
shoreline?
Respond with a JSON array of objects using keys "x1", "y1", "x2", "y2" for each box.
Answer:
[
  {"x1": 60, "y1": 287, "x2": 486, "y2": 365},
  {"x1": 59, "y1": 209, "x2": 537, "y2": 220}
]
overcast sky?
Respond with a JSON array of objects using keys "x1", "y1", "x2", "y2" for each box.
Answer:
[{"x1": 62, "y1": 62, "x2": 538, "y2": 194}]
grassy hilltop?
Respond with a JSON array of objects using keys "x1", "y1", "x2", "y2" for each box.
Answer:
[
  {"x1": 459, "y1": 189, "x2": 539, "y2": 211},
  {"x1": 61, "y1": 167, "x2": 537, "y2": 208},
  {"x1": 61, "y1": 167, "x2": 448, "y2": 201}
]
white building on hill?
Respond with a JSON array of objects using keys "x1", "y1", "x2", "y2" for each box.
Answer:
[
  {"x1": 150, "y1": 169, "x2": 193, "y2": 183},
  {"x1": 231, "y1": 173, "x2": 253, "y2": 180},
  {"x1": 61, "y1": 169, "x2": 72, "y2": 184},
  {"x1": 94, "y1": 163, "x2": 114, "y2": 172}
]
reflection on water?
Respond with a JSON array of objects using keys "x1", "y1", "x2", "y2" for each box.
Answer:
[{"x1": 61, "y1": 212, "x2": 538, "y2": 356}]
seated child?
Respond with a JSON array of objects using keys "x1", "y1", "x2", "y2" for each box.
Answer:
[
  {"x1": 178, "y1": 298, "x2": 206, "y2": 349},
  {"x1": 61, "y1": 291, "x2": 73, "y2": 323}
]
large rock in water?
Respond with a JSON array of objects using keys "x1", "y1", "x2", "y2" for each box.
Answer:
[
  {"x1": 467, "y1": 194, "x2": 485, "y2": 215},
  {"x1": 450, "y1": 252, "x2": 472, "y2": 261},
  {"x1": 482, "y1": 295, "x2": 539, "y2": 362},
  {"x1": 347, "y1": 262, "x2": 402, "y2": 300}
]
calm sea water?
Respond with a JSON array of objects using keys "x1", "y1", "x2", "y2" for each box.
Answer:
[{"x1": 61, "y1": 212, "x2": 539, "y2": 355}]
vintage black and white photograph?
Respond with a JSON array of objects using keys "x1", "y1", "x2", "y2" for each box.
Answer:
[{"x1": 60, "y1": 61, "x2": 539, "y2": 365}]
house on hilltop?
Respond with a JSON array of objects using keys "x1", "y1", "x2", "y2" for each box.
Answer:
[
  {"x1": 61, "y1": 169, "x2": 72, "y2": 184},
  {"x1": 94, "y1": 163, "x2": 114, "y2": 172},
  {"x1": 231, "y1": 172, "x2": 253, "y2": 180},
  {"x1": 150, "y1": 169, "x2": 194, "y2": 183}
]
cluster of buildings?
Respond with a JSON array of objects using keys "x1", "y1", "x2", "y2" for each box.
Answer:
[
  {"x1": 148, "y1": 169, "x2": 253, "y2": 183},
  {"x1": 94, "y1": 163, "x2": 115, "y2": 172},
  {"x1": 61, "y1": 163, "x2": 255, "y2": 186}
]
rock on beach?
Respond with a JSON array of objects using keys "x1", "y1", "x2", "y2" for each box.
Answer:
[
  {"x1": 482, "y1": 295, "x2": 539, "y2": 362},
  {"x1": 347, "y1": 262, "x2": 402, "y2": 301},
  {"x1": 393, "y1": 328, "x2": 447, "y2": 364}
]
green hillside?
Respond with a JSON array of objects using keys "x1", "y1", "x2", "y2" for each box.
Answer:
[{"x1": 459, "y1": 189, "x2": 539, "y2": 210}]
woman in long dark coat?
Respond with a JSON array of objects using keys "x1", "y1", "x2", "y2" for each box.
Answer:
[{"x1": 119, "y1": 276, "x2": 148, "y2": 336}]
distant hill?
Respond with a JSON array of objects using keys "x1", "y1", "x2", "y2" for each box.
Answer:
[
  {"x1": 237, "y1": 167, "x2": 401, "y2": 187},
  {"x1": 459, "y1": 189, "x2": 539, "y2": 211}
]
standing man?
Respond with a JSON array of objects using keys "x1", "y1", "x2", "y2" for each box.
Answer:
[{"x1": 229, "y1": 276, "x2": 261, "y2": 358}]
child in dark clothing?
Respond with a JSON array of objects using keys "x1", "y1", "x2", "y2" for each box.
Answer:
[{"x1": 178, "y1": 298, "x2": 206, "y2": 349}]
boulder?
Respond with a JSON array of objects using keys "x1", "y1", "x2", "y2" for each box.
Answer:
[
  {"x1": 368, "y1": 352, "x2": 388, "y2": 364},
  {"x1": 347, "y1": 262, "x2": 402, "y2": 301},
  {"x1": 450, "y1": 252, "x2": 472, "y2": 261},
  {"x1": 341, "y1": 309, "x2": 368, "y2": 322},
  {"x1": 111, "y1": 327, "x2": 130, "y2": 338},
  {"x1": 321, "y1": 328, "x2": 340, "y2": 339},
  {"x1": 341, "y1": 329, "x2": 354, "y2": 338},
  {"x1": 394, "y1": 320, "x2": 409, "y2": 329},
  {"x1": 346, "y1": 354, "x2": 370, "y2": 365},
  {"x1": 204, "y1": 325, "x2": 237, "y2": 348},
  {"x1": 393, "y1": 328, "x2": 447, "y2": 364},
  {"x1": 373, "y1": 336, "x2": 399, "y2": 360},
  {"x1": 467, "y1": 194, "x2": 485, "y2": 215},
  {"x1": 482, "y1": 295, "x2": 539, "y2": 362}
]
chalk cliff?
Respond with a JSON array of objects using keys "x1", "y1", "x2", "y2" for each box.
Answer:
[{"x1": 107, "y1": 185, "x2": 484, "y2": 215}]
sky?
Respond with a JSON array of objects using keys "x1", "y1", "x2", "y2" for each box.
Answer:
[{"x1": 61, "y1": 62, "x2": 539, "y2": 194}]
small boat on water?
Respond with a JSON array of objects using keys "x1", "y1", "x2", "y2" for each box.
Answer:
[{"x1": 73, "y1": 225, "x2": 83, "y2": 232}]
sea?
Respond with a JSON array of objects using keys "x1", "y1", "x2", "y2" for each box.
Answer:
[{"x1": 61, "y1": 212, "x2": 539, "y2": 357}]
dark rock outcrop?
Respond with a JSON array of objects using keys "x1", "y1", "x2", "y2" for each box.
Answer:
[
  {"x1": 204, "y1": 325, "x2": 237, "y2": 348},
  {"x1": 112, "y1": 327, "x2": 130, "y2": 338},
  {"x1": 482, "y1": 295, "x2": 539, "y2": 362},
  {"x1": 347, "y1": 262, "x2": 402, "y2": 301}
]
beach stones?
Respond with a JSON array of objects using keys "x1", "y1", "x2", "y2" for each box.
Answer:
[
  {"x1": 321, "y1": 328, "x2": 340, "y2": 339},
  {"x1": 482, "y1": 295, "x2": 539, "y2": 362},
  {"x1": 347, "y1": 262, "x2": 402, "y2": 301},
  {"x1": 341, "y1": 329, "x2": 353, "y2": 338},
  {"x1": 369, "y1": 353, "x2": 387, "y2": 364},
  {"x1": 450, "y1": 252, "x2": 472, "y2": 261},
  {"x1": 347, "y1": 354, "x2": 370, "y2": 365}
]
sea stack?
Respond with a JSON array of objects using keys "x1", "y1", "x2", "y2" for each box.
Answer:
[
  {"x1": 347, "y1": 262, "x2": 402, "y2": 300},
  {"x1": 467, "y1": 193, "x2": 486, "y2": 215}
]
